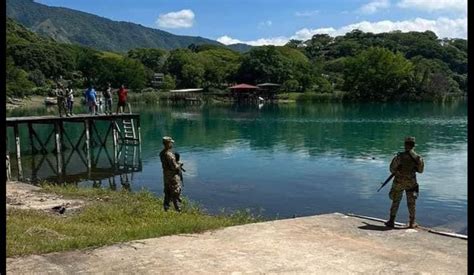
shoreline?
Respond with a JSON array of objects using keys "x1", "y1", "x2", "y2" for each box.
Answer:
[
  {"x1": 6, "y1": 95, "x2": 45, "y2": 110},
  {"x1": 6, "y1": 180, "x2": 260, "y2": 258},
  {"x1": 7, "y1": 206, "x2": 467, "y2": 273},
  {"x1": 7, "y1": 92, "x2": 465, "y2": 112}
]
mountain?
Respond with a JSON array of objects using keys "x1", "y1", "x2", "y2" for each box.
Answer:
[
  {"x1": 6, "y1": 0, "x2": 249, "y2": 52},
  {"x1": 226, "y1": 43, "x2": 253, "y2": 53}
]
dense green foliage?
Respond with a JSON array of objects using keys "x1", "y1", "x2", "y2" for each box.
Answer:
[{"x1": 6, "y1": 16, "x2": 467, "y2": 101}]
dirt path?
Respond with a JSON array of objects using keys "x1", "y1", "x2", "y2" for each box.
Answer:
[
  {"x1": 7, "y1": 212, "x2": 467, "y2": 274},
  {"x1": 6, "y1": 95, "x2": 45, "y2": 110},
  {"x1": 6, "y1": 181, "x2": 86, "y2": 213}
]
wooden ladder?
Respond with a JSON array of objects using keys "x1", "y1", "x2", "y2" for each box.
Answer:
[{"x1": 119, "y1": 103, "x2": 137, "y2": 144}]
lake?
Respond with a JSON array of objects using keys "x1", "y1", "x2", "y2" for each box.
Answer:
[{"x1": 6, "y1": 100, "x2": 468, "y2": 234}]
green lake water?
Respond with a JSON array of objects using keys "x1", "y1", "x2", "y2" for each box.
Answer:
[{"x1": 7, "y1": 100, "x2": 468, "y2": 234}]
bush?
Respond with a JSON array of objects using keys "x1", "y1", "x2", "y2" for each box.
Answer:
[
  {"x1": 32, "y1": 86, "x2": 53, "y2": 96},
  {"x1": 140, "y1": 87, "x2": 159, "y2": 93},
  {"x1": 281, "y1": 79, "x2": 300, "y2": 93}
]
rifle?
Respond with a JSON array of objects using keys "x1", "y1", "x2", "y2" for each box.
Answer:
[
  {"x1": 377, "y1": 173, "x2": 394, "y2": 192},
  {"x1": 174, "y1": 152, "x2": 185, "y2": 188},
  {"x1": 174, "y1": 152, "x2": 186, "y2": 172}
]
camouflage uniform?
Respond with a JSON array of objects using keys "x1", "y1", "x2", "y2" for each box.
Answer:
[
  {"x1": 159, "y1": 137, "x2": 182, "y2": 211},
  {"x1": 56, "y1": 87, "x2": 67, "y2": 117},
  {"x1": 387, "y1": 137, "x2": 424, "y2": 226}
]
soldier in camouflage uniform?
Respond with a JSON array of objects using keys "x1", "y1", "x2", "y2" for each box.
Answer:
[
  {"x1": 159, "y1": 136, "x2": 183, "y2": 212},
  {"x1": 385, "y1": 136, "x2": 424, "y2": 228},
  {"x1": 56, "y1": 83, "x2": 68, "y2": 117}
]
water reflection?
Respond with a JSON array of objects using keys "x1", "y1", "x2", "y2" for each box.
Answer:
[
  {"x1": 6, "y1": 100, "x2": 467, "y2": 234},
  {"x1": 9, "y1": 142, "x2": 142, "y2": 191}
]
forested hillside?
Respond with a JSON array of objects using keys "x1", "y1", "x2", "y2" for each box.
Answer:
[
  {"x1": 7, "y1": 17, "x2": 467, "y2": 101},
  {"x1": 6, "y1": 0, "x2": 223, "y2": 52}
]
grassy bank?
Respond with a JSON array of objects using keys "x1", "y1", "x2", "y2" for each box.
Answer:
[{"x1": 7, "y1": 183, "x2": 260, "y2": 257}]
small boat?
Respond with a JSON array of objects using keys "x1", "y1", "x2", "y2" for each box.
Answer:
[{"x1": 44, "y1": 97, "x2": 57, "y2": 105}]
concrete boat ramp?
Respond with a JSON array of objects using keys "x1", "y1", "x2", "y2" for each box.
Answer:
[{"x1": 7, "y1": 213, "x2": 467, "y2": 274}]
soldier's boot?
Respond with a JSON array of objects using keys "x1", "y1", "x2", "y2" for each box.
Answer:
[
  {"x1": 163, "y1": 202, "x2": 170, "y2": 212},
  {"x1": 384, "y1": 215, "x2": 396, "y2": 227},
  {"x1": 173, "y1": 199, "x2": 181, "y2": 212},
  {"x1": 409, "y1": 217, "x2": 418, "y2": 228}
]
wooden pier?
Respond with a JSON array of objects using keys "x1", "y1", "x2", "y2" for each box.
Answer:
[{"x1": 6, "y1": 113, "x2": 141, "y2": 182}]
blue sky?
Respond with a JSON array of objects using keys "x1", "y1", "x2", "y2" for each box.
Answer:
[{"x1": 36, "y1": 0, "x2": 467, "y2": 45}]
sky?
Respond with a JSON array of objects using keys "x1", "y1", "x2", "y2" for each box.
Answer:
[{"x1": 36, "y1": 0, "x2": 467, "y2": 45}]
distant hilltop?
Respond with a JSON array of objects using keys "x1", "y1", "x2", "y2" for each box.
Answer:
[{"x1": 6, "y1": 0, "x2": 253, "y2": 53}]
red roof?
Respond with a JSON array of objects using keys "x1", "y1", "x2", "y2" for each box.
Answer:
[{"x1": 229, "y1": 83, "x2": 259, "y2": 89}]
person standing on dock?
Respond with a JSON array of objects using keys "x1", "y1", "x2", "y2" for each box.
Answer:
[
  {"x1": 103, "y1": 83, "x2": 113, "y2": 114},
  {"x1": 116, "y1": 84, "x2": 128, "y2": 114},
  {"x1": 55, "y1": 83, "x2": 67, "y2": 117},
  {"x1": 66, "y1": 88, "x2": 74, "y2": 116},
  {"x1": 159, "y1": 136, "x2": 183, "y2": 212},
  {"x1": 85, "y1": 85, "x2": 98, "y2": 115},
  {"x1": 385, "y1": 136, "x2": 424, "y2": 228}
]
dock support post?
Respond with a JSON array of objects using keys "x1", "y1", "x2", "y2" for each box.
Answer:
[
  {"x1": 55, "y1": 122, "x2": 63, "y2": 176},
  {"x1": 112, "y1": 121, "x2": 118, "y2": 165},
  {"x1": 84, "y1": 119, "x2": 91, "y2": 172},
  {"x1": 6, "y1": 136, "x2": 11, "y2": 181},
  {"x1": 13, "y1": 124, "x2": 23, "y2": 181},
  {"x1": 28, "y1": 123, "x2": 38, "y2": 154},
  {"x1": 137, "y1": 118, "x2": 142, "y2": 162}
]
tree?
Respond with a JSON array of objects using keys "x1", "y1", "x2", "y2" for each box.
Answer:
[
  {"x1": 237, "y1": 46, "x2": 312, "y2": 86},
  {"x1": 6, "y1": 57, "x2": 34, "y2": 97},
  {"x1": 161, "y1": 74, "x2": 176, "y2": 91},
  {"x1": 197, "y1": 47, "x2": 241, "y2": 87},
  {"x1": 127, "y1": 48, "x2": 168, "y2": 72},
  {"x1": 411, "y1": 56, "x2": 461, "y2": 98},
  {"x1": 181, "y1": 63, "x2": 205, "y2": 87},
  {"x1": 281, "y1": 79, "x2": 300, "y2": 92},
  {"x1": 343, "y1": 47, "x2": 414, "y2": 100},
  {"x1": 285, "y1": 39, "x2": 304, "y2": 49}
]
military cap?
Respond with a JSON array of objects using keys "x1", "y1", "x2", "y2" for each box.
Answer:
[
  {"x1": 404, "y1": 136, "x2": 415, "y2": 143},
  {"x1": 162, "y1": 136, "x2": 175, "y2": 143}
]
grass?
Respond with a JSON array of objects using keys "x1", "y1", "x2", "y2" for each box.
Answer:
[{"x1": 6, "y1": 183, "x2": 261, "y2": 257}]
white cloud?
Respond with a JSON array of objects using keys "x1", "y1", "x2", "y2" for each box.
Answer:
[
  {"x1": 295, "y1": 10, "x2": 320, "y2": 17},
  {"x1": 295, "y1": 17, "x2": 467, "y2": 40},
  {"x1": 398, "y1": 0, "x2": 467, "y2": 13},
  {"x1": 217, "y1": 35, "x2": 288, "y2": 46},
  {"x1": 217, "y1": 16, "x2": 466, "y2": 46},
  {"x1": 156, "y1": 9, "x2": 195, "y2": 29},
  {"x1": 217, "y1": 35, "x2": 243, "y2": 45},
  {"x1": 359, "y1": 0, "x2": 390, "y2": 14}
]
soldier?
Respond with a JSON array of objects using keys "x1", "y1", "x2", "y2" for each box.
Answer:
[
  {"x1": 55, "y1": 83, "x2": 67, "y2": 117},
  {"x1": 385, "y1": 136, "x2": 424, "y2": 228},
  {"x1": 174, "y1": 152, "x2": 185, "y2": 203},
  {"x1": 159, "y1": 136, "x2": 183, "y2": 212}
]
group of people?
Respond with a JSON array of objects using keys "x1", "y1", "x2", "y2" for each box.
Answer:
[
  {"x1": 159, "y1": 135, "x2": 425, "y2": 229},
  {"x1": 83, "y1": 83, "x2": 129, "y2": 115},
  {"x1": 55, "y1": 82, "x2": 129, "y2": 116}
]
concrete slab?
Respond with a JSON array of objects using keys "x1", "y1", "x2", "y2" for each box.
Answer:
[{"x1": 7, "y1": 213, "x2": 467, "y2": 274}]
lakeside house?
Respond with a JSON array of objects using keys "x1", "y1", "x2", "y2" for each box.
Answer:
[
  {"x1": 169, "y1": 88, "x2": 204, "y2": 104},
  {"x1": 229, "y1": 83, "x2": 280, "y2": 103}
]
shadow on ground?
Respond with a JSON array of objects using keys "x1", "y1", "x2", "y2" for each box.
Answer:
[{"x1": 358, "y1": 222, "x2": 405, "y2": 231}]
